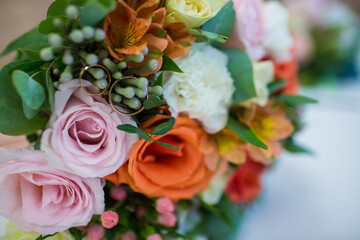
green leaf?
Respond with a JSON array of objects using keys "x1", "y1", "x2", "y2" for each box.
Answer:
[
  {"x1": 143, "y1": 95, "x2": 166, "y2": 109},
  {"x1": 223, "y1": 49, "x2": 256, "y2": 103},
  {"x1": 154, "y1": 73, "x2": 163, "y2": 86},
  {"x1": 202, "y1": 1, "x2": 236, "y2": 47},
  {"x1": 1, "y1": 27, "x2": 48, "y2": 56},
  {"x1": 19, "y1": 49, "x2": 42, "y2": 61},
  {"x1": 226, "y1": 117, "x2": 268, "y2": 150},
  {"x1": 188, "y1": 28, "x2": 228, "y2": 43},
  {"x1": 47, "y1": 0, "x2": 68, "y2": 17},
  {"x1": 46, "y1": 60, "x2": 58, "y2": 112},
  {"x1": 160, "y1": 55, "x2": 183, "y2": 73},
  {"x1": 150, "y1": 117, "x2": 175, "y2": 135},
  {"x1": 153, "y1": 139, "x2": 181, "y2": 150},
  {"x1": 283, "y1": 139, "x2": 313, "y2": 154},
  {"x1": 117, "y1": 124, "x2": 152, "y2": 141},
  {"x1": 278, "y1": 94, "x2": 318, "y2": 107},
  {"x1": 35, "y1": 233, "x2": 57, "y2": 240},
  {"x1": 69, "y1": 228, "x2": 83, "y2": 240},
  {"x1": 39, "y1": 16, "x2": 67, "y2": 34},
  {"x1": 268, "y1": 80, "x2": 287, "y2": 94},
  {"x1": 79, "y1": 2, "x2": 108, "y2": 27},
  {"x1": 22, "y1": 101, "x2": 38, "y2": 119},
  {"x1": 12, "y1": 70, "x2": 46, "y2": 110},
  {"x1": 0, "y1": 61, "x2": 48, "y2": 136}
]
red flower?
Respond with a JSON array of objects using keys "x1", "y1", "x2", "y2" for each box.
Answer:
[{"x1": 226, "y1": 157, "x2": 265, "y2": 203}]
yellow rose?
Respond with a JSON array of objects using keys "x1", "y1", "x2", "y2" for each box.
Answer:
[
  {"x1": 165, "y1": 0, "x2": 226, "y2": 29},
  {"x1": 1, "y1": 221, "x2": 74, "y2": 240}
]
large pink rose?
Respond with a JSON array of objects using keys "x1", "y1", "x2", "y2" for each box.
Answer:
[
  {"x1": 224, "y1": 0, "x2": 265, "y2": 60},
  {"x1": 41, "y1": 80, "x2": 138, "y2": 178},
  {"x1": 0, "y1": 148, "x2": 104, "y2": 235}
]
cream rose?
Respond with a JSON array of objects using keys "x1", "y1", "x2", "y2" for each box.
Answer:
[
  {"x1": 41, "y1": 80, "x2": 138, "y2": 178},
  {"x1": 165, "y1": 0, "x2": 226, "y2": 29},
  {"x1": 263, "y1": 1, "x2": 293, "y2": 62},
  {"x1": 163, "y1": 43, "x2": 235, "y2": 134}
]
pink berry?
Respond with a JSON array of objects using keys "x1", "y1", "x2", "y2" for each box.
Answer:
[
  {"x1": 121, "y1": 231, "x2": 137, "y2": 240},
  {"x1": 136, "y1": 207, "x2": 147, "y2": 219},
  {"x1": 101, "y1": 211, "x2": 119, "y2": 229},
  {"x1": 147, "y1": 233, "x2": 162, "y2": 240},
  {"x1": 157, "y1": 213, "x2": 177, "y2": 227},
  {"x1": 156, "y1": 198, "x2": 175, "y2": 215},
  {"x1": 87, "y1": 224, "x2": 105, "y2": 240},
  {"x1": 110, "y1": 186, "x2": 127, "y2": 201}
]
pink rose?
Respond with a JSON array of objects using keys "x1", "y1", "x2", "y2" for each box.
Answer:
[
  {"x1": 41, "y1": 80, "x2": 138, "y2": 178},
  {"x1": 0, "y1": 148, "x2": 104, "y2": 235},
  {"x1": 224, "y1": 0, "x2": 265, "y2": 60}
]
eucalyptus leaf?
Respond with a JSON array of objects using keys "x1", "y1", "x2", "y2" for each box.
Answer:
[
  {"x1": 39, "y1": 16, "x2": 68, "y2": 34},
  {"x1": 188, "y1": 29, "x2": 228, "y2": 43},
  {"x1": 22, "y1": 101, "x2": 38, "y2": 119},
  {"x1": 160, "y1": 55, "x2": 183, "y2": 73},
  {"x1": 47, "y1": 0, "x2": 68, "y2": 17},
  {"x1": 12, "y1": 70, "x2": 46, "y2": 110},
  {"x1": 18, "y1": 49, "x2": 42, "y2": 61},
  {"x1": 46, "y1": 60, "x2": 57, "y2": 112},
  {"x1": 150, "y1": 117, "x2": 175, "y2": 135},
  {"x1": 283, "y1": 138, "x2": 313, "y2": 154},
  {"x1": 1, "y1": 27, "x2": 48, "y2": 56},
  {"x1": 79, "y1": 2, "x2": 108, "y2": 27},
  {"x1": 226, "y1": 117, "x2": 268, "y2": 150},
  {"x1": 153, "y1": 139, "x2": 181, "y2": 150},
  {"x1": 202, "y1": 1, "x2": 236, "y2": 47},
  {"x1": 278, "y1": 94, "x2": 318, "y2": 107},
  {"x1": 0, "y1": 61, "x2": 48, "y2": 136},
  {"x1": 223, "y1": 49, "x2": 256, "y2": 103},
  {"x1": 117, "y1": 124, "x2": 152, "y2": 141}
]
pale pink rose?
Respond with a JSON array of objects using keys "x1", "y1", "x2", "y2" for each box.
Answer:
[
  {"x1": 155, "y1": 198, "x2": 175, "y2": 215},
  {"x1": 101, "y1": 211, "x2": 118, "y2": 229},
  {"x1": 41, "y1": 80, "x2": 139, "y2": 178},
  {"x1": 0, "y1": 148, "x2": 104, "y2": 235},
  {"x1": 157, "y1": 213, "x2": 177, "y2": 227},
  {"x1": 224, "y1": 0, "x2": 265, "y2": 60}
]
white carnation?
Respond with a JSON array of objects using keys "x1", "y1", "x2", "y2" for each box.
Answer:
[
  {"x1": 163, "y1": 43, "x2": 235, "y2": 134},
  {"x1": 263, "y1": 1, "x2": 293, "y2": 62}
]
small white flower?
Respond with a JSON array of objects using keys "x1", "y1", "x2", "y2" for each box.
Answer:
[
  {"x1": 200, "y1": 174, "x2": 228, "y2": 205},
  {"x1": 250, "y1": 61, "x2": 274, "y2": 106},
  {"x1": 163, "y1": 43, "x2": 235, "y2": 134},
  {"x1": 263, "y1": 1, "x2": 293, "y2": 62}
]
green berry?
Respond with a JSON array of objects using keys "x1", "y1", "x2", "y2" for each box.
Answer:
[
  {"x1": 123, "y1": 98, "x2": 141, "y2": 110},
  {"x1": 40, "y1": 48, "x2": 54, "y2": 61},
  {"x1": 94, "y1": 29, "x2": 105, "y2": 41},
  {"x1": 117, "y1": 62, "x2": 127, "y2": 70},
  {"x1": 103, "y1": 58, "x2": 118, "y2": 72},
  {"x1": 142, "y1": 47, "x2": 149, "y2": 55},
  {"x1": 60, "y1": 72, "x2": 73, "y2": 83},
  {"x1": 135, "y1": 88, "x2": 147, "y2": 98},
  {"x1": 52, "y1": 18, "x2": 63, "y2": 28},
  {"x1": 82, "y1": 26, "x2": 95, "y2": 39},
  {"x1": 127, "y1": 52, "x2": 144, "y2": 63},
  {"x1": 115, "y1": 86, "x2": 135, "y2": 99},
  {"x1": 66, "y1": 5, "x2": 79, "y2": 19},
  {"x1": 89, "y1": 68, "x2": 105, "y2": 79},
  {"x1": 69, "y1": 30, "x2": 84, "y2": 43},
  {"x1": 49, "y1": 34, "x2": 63, "y2": 46},
  {"x1": 149, "y1": 86, "x2": 163, "y2": 96},
  {"x1": 112, "y1": 72, "x2": 123, "y2": 80},
  {"x1": 62, "y1": 52, "x2": 74, "y2": 65},
  {"x1": 111, "y1": 93, "x2": 122, "y2": 103},
  {"x1": 94, "y1": 79, "x2": 108, "y2": 89},
  {"x1": 86, "y1": 54, "x2": 99, "y2": 65}
]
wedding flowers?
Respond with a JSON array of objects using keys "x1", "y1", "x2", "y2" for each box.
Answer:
[
  {"x1": 165, "y1": 0, "x2": 226, "y2": 28},
  {"x1": 106, "y1": 115, "x2": 214, "y2": 200},
  {"x1": 41, "y1": 80, "x2": 138, "y2": 178},
  {"x1": 0, "y1": 148, "x2": 104, "y2": 235},
  {"x1": 163, "y1": 43, "x2": 235, "y2": 134}
]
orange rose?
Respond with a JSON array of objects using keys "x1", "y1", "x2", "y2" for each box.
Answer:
[{"x1": 106, "y1": 115, "x2": 214, "y2": 200}]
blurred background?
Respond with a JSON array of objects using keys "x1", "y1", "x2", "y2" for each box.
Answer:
[{"x1": 0, "y1": 0, "x2": 359, "y2": 239}]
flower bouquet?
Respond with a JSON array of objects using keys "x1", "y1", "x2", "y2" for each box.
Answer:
[{"x1": 0, "y1": 0, "x2": 316, "y2": 239}]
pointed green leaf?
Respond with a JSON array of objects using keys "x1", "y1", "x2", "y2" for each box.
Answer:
[
  {"x1": 160, "y1": 55, "x2": 183, "y2": 73},
  {"x1": 188, "y1": 29, "x2": 228, "y2": 43},
  {"x1": 278, "y1": 94, "x2": 318, "y2": 107},
  {"x1": 12, "y1": 70, "x2": 45, "y2": 110},
  {"x1": 117, "y1": 124, "x2": 152, "y2": 141},
  {"x1": 153, "y1": 139, "x2": 181, "y2": 150},
  {"x1": 143, "y1": 95, "x2": 166, "y2": 109},
  {"x1": 79, "y1": 2, "x2": 108, "y2": 27},
  {"x1": 154, "y1": 73, "x2": 163, "y2": 86},
  {"x1": 226, "y1": 117, "x2": 268, "y2": 150},
  {"x1": 268, "y1": 80, "x2": 287, "y2": 94},
  {"x1": 22, "y1": 102, "x2": 38, "y2": 119},
  {"x1": 150, "y1": 117, "x2": 175, "y2": 135}
]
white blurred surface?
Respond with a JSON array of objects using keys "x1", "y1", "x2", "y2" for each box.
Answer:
[{"x1": 239, "y1": 82, "x2": 360, "y2": 240}]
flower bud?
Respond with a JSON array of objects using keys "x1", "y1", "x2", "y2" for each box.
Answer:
[
  {"x1": 142, "y1": 47, "x2": 149, "y2": 56},
  {"x1": 95, "y1": 29, "x2": 105, "y2": 41},
  {"x1": 86, "y1": 54, "x2": 99, "y2": 65},
  {"x1": 117, "y1": 62, "x2": 127, "y2": 70},
  {"x1": 147, "y1": 234, "x2": 162, "y2": 240},
  {"x1": 156, "y1": 198, "x2": 175, "y2": 215},
  {"x1": 103, "y1": 58, "x2": 118, "y2": 72},
  {"x1": 126, "y1": 52, "x2": 144, "y2": 63},
  {"x1": 87, "y1": 224, "x2": 105, "y2": 240},
  {"x1": 112, "y1": 72, "x2": 123, "y2": 80},
  {"x1": 40, "y1": 47, "x2": 54, "y2": 61},
  {"x1": 157, "y1": 213, "x2": 177, "y2": 227},
  {"x1": 60, "y1": 72, "x2": 73, "y2": 83},
  {"x1": 52, "y1": 68, "x2": 60, "y2": 75},
  {"x1": 66, "y1": 5, "x2": 79, "y2": 19},
  {"x1": 121, "y1": 231, "x2": 137, "y2": 240},
  {"x1": 115, "y1": 86, "x2": 135, "y2": 99},
  {"x1": 82, "y1": 26, "x2": 95, "y2": 39},
  {"x1": 94, "y1": 79, "x2": 108, "y2": 89},
  {"x1": 148, "y1": 86, "x2": 163, "y2": 96},
  {"x1": 69, "y1": 30, "x2": 84, "y2": 43},
  {"x1": 49, "y1": 34, "x2": 63, "y2": 46},
  {"x1": 135, "y1": 88, "x2": 147, "y2": 98},
  {"x1": 110, "y1": 186, "x2": 127, "y2": 201},
  {"x1": 52, "y1": 18, "x2": 63, "y2": 28},
  {"x1": 101, "y1": 211, "x2": 119, "y2": 229},
  {"x1": 89, "y1": 68, "x2": 105, "y2": 79},
  {"x1": 62, "y1": 51, "x2": 74, "y2": 65},
  {"x1": 124, "y1": 77, "x2": 148, "y2": 89},
  {"x1": 123, "y1": 98, "x2": 141, "y2": 110},
  {"x1": 111, "y1": 93, "x2": 122, "y2": 103}
]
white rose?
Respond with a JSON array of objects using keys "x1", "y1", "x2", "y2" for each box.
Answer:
[
  {"x1": 163, "y1": 43, "x2": 235, "y2": 134},
  {"x1": 263, "y1": 1, "x2": 293, "y2": 62},
  {"x1": 251, "y1": 61, "x2": 274, "y2": 106}
]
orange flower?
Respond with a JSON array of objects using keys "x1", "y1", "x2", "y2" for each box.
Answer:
[
  {"x1": 105, "y1": 115, "x2": 214, "y2": 200},
  {"x1": 247, "y1": 101, "x2": 294, "y2": 165},
  {"x1": 274, "y1": 57, "x2": 299, "y2": 94},
  {"x1": 104, "y1": 0, "x2": 195, "y2": 76},
  {"x1": 226, "y1": 156, "x2": 265, "y2": 204}
]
